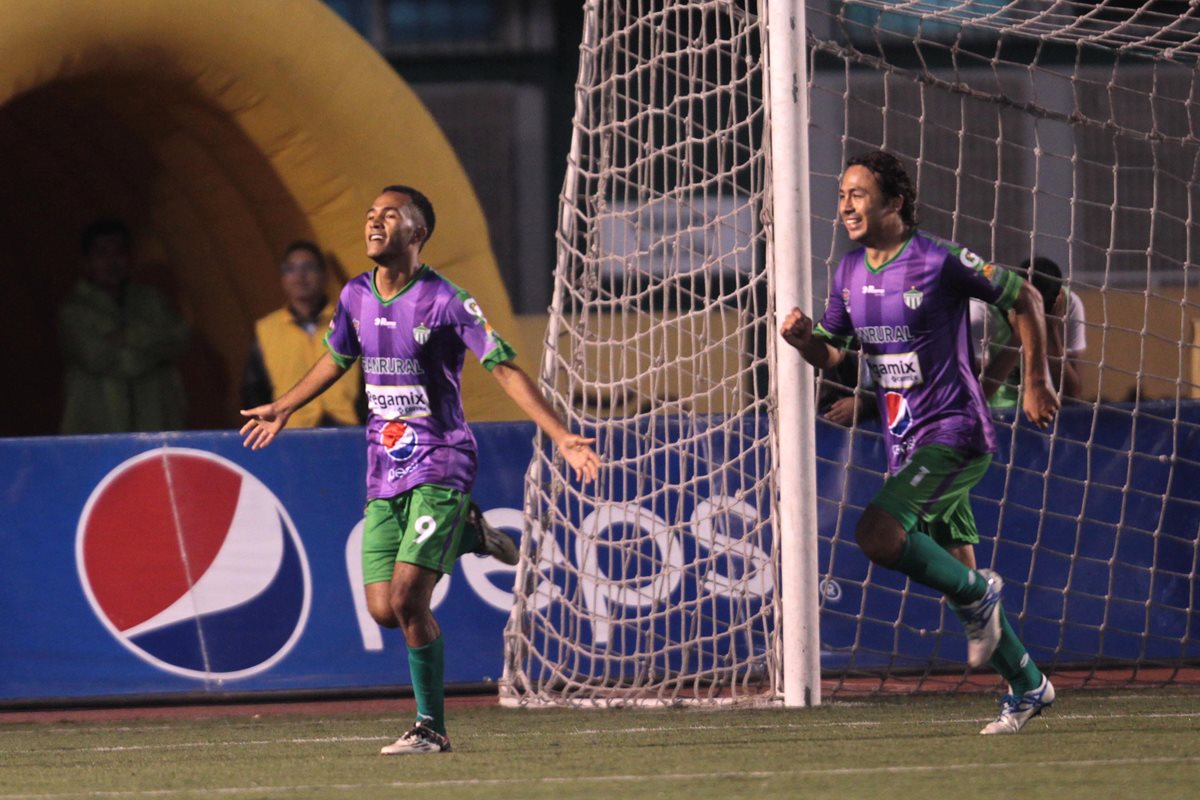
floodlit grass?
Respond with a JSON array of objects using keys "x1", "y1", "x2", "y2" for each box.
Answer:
[{"x1": 1, "y1": 688, "x2": 1199, "y2": 799}]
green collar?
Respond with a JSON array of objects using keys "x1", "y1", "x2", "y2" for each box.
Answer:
[
  {"x1": 371, "y1": 264, "x2": 428, "y2": 305},
  {"x1": 865, "y1": 234, "x2": 914, "y2": 273}
]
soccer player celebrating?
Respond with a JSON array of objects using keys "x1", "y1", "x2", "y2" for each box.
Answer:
[
  {"x1": 241, "y1": 185, "x2": 600, "y2": 754},
  {"x1": 780, "y1": 151, "x2": 1058, "y2": 734}
]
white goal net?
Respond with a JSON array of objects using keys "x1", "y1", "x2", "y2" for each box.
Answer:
[{"x1": 501, "y1": 0, "x2": 1200, "y2": 706}]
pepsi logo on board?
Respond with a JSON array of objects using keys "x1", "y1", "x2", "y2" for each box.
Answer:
[{"x1": 75, "y1": 449, "x2": 311, "y2": 680}]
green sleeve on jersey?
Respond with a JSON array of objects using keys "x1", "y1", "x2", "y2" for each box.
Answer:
[
  {"x1": 993, "y1": 269, "x2": 1023, "y2": 313},
  {"x1": 322, "y1": 331, "x2": 358, "y2": 370},
  {"x1": 814, "y1": 322, "x2": 854, "y2": 350},
  {"x1": 987, "y1": 303, "x2": 1015, "y2": 348},
  {"x1": 945, "y1": 241, "x2": 1024, "y2": 313},
  {"x1": 479, "y1": 335, "x2": 518, "y2": 372}
]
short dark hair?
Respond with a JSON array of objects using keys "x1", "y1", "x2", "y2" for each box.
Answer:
[
  {"x1": 381, "y1": 184, "x2": 436, "y2": 247},
  {"x1": 1019, "y1": 256, "x2": 1063, "y2": 314},
  {"x1": 282, "y1": 239, "x2": 325, "y2": 270},
  {"x1": 81, "y1": 218, "x2": 131, "y2": 255},
  {"x1": 846, "y1": 150, "x2": 919, "y2": 229}
]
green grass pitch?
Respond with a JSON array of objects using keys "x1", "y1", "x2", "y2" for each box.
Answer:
[{"x1": 2, "y1": 688, "x2": 1199, "y2": 799}]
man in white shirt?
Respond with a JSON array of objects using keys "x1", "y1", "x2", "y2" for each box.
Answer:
[{"x1": 971, "y1": 256, "x2": 1087, "y2": 406}]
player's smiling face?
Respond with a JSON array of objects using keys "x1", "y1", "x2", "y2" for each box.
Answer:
[
  {"x1": 365, "y1": 191, "x2": 422, "y2": 263},
  {"x1": 839, "y1": 165, "x2": 900, "y2": 247}
]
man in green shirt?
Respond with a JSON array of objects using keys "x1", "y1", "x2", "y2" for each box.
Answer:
[{"x1": 58, "y1": 219, "x2": 189, "y2": 434}]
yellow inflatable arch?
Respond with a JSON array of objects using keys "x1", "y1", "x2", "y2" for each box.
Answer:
[{"x1": 0, "y1": 0, "x2": 526, "y2": 434}]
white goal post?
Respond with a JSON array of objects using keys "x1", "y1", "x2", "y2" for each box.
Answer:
[{"x1": 501, "y1": 0, "x2": 1200, "y2": 708}]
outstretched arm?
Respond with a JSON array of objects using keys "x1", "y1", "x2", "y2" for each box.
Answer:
[
  {"x1": 1010, "y1": 280, "x2": 1060, "y2": 428},
  {"x1": 239, "y1": 352, "x2": 347, "y2": 449},
  {"x1": 491, "y1": 361, "x2": 600, "y2": 482}
]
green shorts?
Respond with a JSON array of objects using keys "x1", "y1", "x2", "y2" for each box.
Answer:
[
  {"x1": 870, "y1": 444, "x2": 991, "y2": 547},
  {"x1": 361, "y1": 484, "x2": 470, "y2": 583}
]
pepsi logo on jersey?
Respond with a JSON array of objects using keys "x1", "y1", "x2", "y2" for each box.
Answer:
[
  {"x1": 380, "y1": 421, "x2": 419, "y2": 461},
  {"x1": 884, "y1": 391, "x2": 913, "y2": 435}
]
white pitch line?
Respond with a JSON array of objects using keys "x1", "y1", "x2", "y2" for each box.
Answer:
[
  {"x1": 2, "y1": 756, "x2": 1200, "y2": 799},
  {"x1": 5, "y1": 709, "x2": 1199, "y2": 756}
]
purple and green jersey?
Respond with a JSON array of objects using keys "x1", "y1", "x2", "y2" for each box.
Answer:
[
  {"x1": 324, "y1": 265, "x2": 516, "y2": 501},
  {"x1": 815, "y1": 231, "x2": 1023, "y2": 474}
]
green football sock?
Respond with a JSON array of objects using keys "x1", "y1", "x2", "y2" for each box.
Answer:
[
  {"x1": 408, "y1": 636, "x2": 446, "y2": 735},
  {"x1": 892, "y1": 530, "x2": 987, "y2": 605},
  {"x1": 989, "y1": 612, "x2": 1042, "y2": 695}
]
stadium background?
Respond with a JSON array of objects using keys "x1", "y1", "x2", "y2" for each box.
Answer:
[
  {"x1": 0, "y1": 0, "x2": 1191, "y2": 440},
  {"x1": 0, "y1": 0, "x2": 1196, "y2": 707}
]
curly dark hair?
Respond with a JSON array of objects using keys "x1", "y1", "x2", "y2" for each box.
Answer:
[{"x1": 846, "y1": 150, "x2": 919, "y2": 229}]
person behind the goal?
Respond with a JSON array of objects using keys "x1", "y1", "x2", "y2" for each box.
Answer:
[{"x1": 780, "y1": 150, "x2": 1058, "y2": 734}]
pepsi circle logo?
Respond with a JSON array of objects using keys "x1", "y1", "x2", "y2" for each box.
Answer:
[
  {"x1": 884, "y1": 391, "x2": 913, "y2": 435},
  {"x1": 75, "y1": 449, "x2": 311, "y2": 680},
  {"x1": 381, "y1": 421, "x2": 418, "y2": 461}
]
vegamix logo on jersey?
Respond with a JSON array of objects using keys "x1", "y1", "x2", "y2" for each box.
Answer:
[
  {"x1": 75, "y1": 449, "x2": 312, "y2": 680},
  {"x1": 866, "y1": 351, "x2": 923, "y2": 389},
  {"x1": 366, "y1": 384, "x2": 431, "y2": 420}
]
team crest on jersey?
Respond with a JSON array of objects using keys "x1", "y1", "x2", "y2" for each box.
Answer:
[
  {"x1": 903, "y1": 288, "x2": 923, "y2": 310},
  {"x1": 841, "y1": 288, "x2": 851, "y2": 310},
  {"x1": 413, "y1": 323, "x2": 430, "y2": 344}
]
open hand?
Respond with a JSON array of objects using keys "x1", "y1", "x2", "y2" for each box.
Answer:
[
  {"x1": 559, "y1": 434, "x2": 601, "y2": 482},
  {"x1": 239, "y1": 404, "x2": 291, "y2": 450}
]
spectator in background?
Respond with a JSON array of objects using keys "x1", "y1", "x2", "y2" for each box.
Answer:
[
  {"x1": 241, "y1": 241, "x2": 363, "y2": 426},
  {"x1": 58, "y1": 219, "x2": 189, "y2": 434},
  {"x1": 1031, "y1": 256, "x2": 1087, "y2": 401},
  {"x1": 972, "y1": 256, "x2": 1087, "y2": 407},
  {"x1": 817, "y1": 348, "x2": 878, "y2": 426}
]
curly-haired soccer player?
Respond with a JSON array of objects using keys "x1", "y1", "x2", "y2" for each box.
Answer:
[{"x1": 780, "y1": 151, "x2": 1058, "y2": 734}]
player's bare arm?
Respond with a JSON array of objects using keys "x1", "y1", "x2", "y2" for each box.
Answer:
[
  {"x1": 1010, "y1": 280, "x2": 1060, "y2": 428},
  {"x1": 779, "y1": 307, "x2": 843, "y2": 369},
  {"x1": 491, "y1": 360, "x2": 601, "y2": 482},
  {"x1": 240, "y1": 352, "x2": 348, "y2": 449}
]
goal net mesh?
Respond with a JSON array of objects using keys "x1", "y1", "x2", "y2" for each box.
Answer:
[{"x1": 501, "y1": 0, "x2": 1200, "y2": 706}]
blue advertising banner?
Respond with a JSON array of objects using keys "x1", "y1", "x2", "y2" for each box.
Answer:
[
  {"x1": 1, "y1": 402, "x2": 1196, "y2": 703},
  {"x1": 814, "y1": 401, "x2": 1200, "y2": 670},
  {"x1": 1, "y1": 424, "x2": 535, "y2": 702}
]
